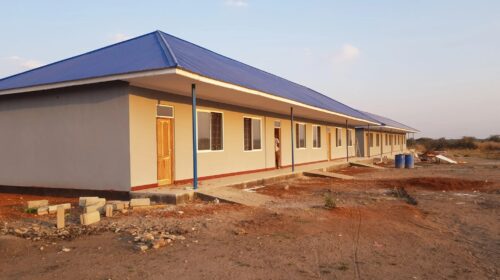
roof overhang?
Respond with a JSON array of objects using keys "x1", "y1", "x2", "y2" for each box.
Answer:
[
  {"x1": 0, "y1": 67, "x2": 378, "y2": 126},
  {"x1": 356, "y1": 125, "x2": 419, "y2": 134}
]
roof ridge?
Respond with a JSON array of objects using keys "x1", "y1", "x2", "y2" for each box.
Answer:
[
  {"x1": 155, "y1": 31, "x2": 179, "y2": 66},
  {"x1": 158, "y1": 31, "x2": 374, "y2": 121},
  {"x1": 0, "y1": 31, "x2": 159, "y2": 83}
]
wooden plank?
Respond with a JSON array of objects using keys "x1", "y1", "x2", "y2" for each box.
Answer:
[{"x1": 303, "y1": 170, "x2": 354, "y2": 180}]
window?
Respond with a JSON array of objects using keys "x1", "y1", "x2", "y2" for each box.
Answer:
[
  {"x1": 274, "y1": 121, "x2": 281, "y2": 128},
  {"x1": 296, "y1": 123, "x2": 306, "y2": 148},
  {"x1": 197, "y1": 111, "x2": 223, "y2": 151},
  {"x1": 335, "y1": 128, "x2": 342, "y2": 147},
  {"x1": 385, "y1": 134, "x2": 388, "y2": 145},
  {"x1": 244, "y1": 117, "x2": 262, "y2": 151},
  {"x1": 157, "y1": 105, "x2": 174, "y2": 118},
  {"x1": 312, "y1": 125, "x2": 321, "y2": 148},
  {"x1": 347, "y1": 129, "x2": 353, "y2": 146},
  {"x1": 389, "y1": 135, "x2": 393, "y2": 145},
  {"x1": 376, "y1": 134, "x2": 380, "y2": 147},
  {"x1": 369, "y1": 133, "x2": 374, "y2": 147}
]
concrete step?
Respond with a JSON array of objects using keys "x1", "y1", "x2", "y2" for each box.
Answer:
[
  {"x1": 303, "y1": 170, "x2": 354, "y2": 180},
  {"x1": 130, "y1": 189, "x2": 194, "y2": 205},
  {"x1": 196, "y1": 186, "x2": 274, "y2": 207},
  {"x1": 349, "y1": 161, "x2": 385, "y2": 169}
]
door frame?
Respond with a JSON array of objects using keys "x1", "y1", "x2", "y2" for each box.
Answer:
[{"x1": 156, "y1": 117, "x2": 175, "y2": 186}]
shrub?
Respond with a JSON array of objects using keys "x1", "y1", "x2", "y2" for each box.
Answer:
[{"x1": 324, "y1": 193, "x2": 336, "y2": 209}]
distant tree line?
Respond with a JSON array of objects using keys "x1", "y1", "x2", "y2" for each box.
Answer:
[{"x1": 407, "y1": 135, "x2": 500, "y2": 151}]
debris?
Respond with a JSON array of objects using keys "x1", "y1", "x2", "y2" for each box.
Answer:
[
  {"x1": 56, "y1": 206, "x2": 65, "y2": 229},
  {"x1": 61, "y1": 247, "x2": 71, "y2": 252},
  {"x1": 27, "y1": 200, "x2": 48, "y2": 209},
  {"x1": 436, "y1": 155, "x2": 458, "y2": 164}
]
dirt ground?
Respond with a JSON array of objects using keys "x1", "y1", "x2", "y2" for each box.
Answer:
[{"x1": 0, "y1": 157, "x2": 499, "y2": 280}]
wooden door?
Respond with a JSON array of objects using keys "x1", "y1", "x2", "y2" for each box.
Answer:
[
  {"x1": 157, "y1": 118, "x2": 173, "y2": 185},
  {"x1": 327, "y1": 132, "x2": 332, "y2": 161}
]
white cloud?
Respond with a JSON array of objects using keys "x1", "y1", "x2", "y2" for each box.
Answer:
[
  {"x1": 224, "y1": 0, "x2": 248, "y2": 7},
  {"x1": 110, "y1": 33, "x2": 130, "y2": 43},
  {"x1": 3, "y1": 55, "x2": 43, "y2": 70},
  {"x1": 334, "y1": 44, "x2": 360, "y2": 62}
]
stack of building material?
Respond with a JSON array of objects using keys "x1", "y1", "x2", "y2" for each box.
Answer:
[{"x1": 79, "y1": 197, "x2": 105, "y2": 225}]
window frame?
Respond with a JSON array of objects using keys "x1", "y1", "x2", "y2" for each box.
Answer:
[
  {"x1": 347, "y1": 129, "x2": 353, "y2": 147},
  {"x1": 312, "y1": 125, "x2": 321, "y2": 149},
  {"x1": 296, "y1": 122, "x2": 307, "y2": 149},
  {"x1": 335, "y1": 128, "x2": 342, "y2": 147},
  {"x1": 196, "y1": 109, "x2": 224, "y2": 153},
  {"x1": 156, "y1": 104, "x2": 174, "y2": 119},
  {"x1": 243, "y1": 116, "x2": 263, "y2": 152}
]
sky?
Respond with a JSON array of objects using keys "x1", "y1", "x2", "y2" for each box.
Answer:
[{"x1": 0, "y1": 0, "x2": 499, "y2": 138}]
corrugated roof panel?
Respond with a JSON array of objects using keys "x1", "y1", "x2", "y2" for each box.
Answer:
[
  {"x1": 360, "y1": 111, "x2": 418, "y2": 132},
  {"x1": 0, "y1": 30, "x2": 379, "y2": 123},
  {"x1": 159, "y1": 32, "x2": 375, "y2": 122},
  {"x1": 0, "y1": 32, "x2": 175, "y2": 91}
]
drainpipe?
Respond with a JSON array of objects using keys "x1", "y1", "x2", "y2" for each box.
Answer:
[
  {"x1": 191, "y1": 84, "x2": 198, "y2": 190},
  {"x1": 345, "y1": 120, "x2": 349, "y2": 162},
  {"x1": 290, "y1": 107, "x2": 295, "y2": 172}
]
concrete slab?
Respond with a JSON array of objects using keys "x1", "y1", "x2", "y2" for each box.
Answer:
[
  {"x1": 349, "y1": 161, "x2": 385, "y2": 169},
  {"x1": 196, "y1": 186, "x2": 274, "y2": 207},
  {"x1": 130, "y1": 189, "x2": 194, "y2": 205},
  {"x1": 303, "y1": 170, "x2": 354, "y2": 180}
]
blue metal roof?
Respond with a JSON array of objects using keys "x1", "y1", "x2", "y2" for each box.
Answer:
[
  {"x1": 360, "y1": 111, "x2": 419, "y2": 132},
  {"x1": 0, "y1": 30, "x2": 378, "y2": 123}
]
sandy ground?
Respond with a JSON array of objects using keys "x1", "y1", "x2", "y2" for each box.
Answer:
[{"x1": 0, "y1": 157, "x2": 499, "y2": 280}]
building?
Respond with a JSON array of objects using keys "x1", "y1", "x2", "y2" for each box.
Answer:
[{"x1": 0, "y1": 31, "x2": 417, "y2": 193}]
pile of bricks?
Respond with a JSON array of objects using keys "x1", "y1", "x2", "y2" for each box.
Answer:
[{"x1": 26, "y1": 198, "x2": 151, "y2": 228}]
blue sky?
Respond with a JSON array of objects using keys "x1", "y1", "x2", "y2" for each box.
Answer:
[{"x1": 1, "y1": 0, "x2": 499, "y2": 138}]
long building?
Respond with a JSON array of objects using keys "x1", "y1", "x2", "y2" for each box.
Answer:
[{"x1": 0, "y1": 31, "x2": 417, "y2": 193}]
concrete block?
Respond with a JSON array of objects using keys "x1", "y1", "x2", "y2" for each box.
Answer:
[
  {"x1": 83, "y1": 199, "x2": 106, "y2": 214},
  {"x1": 37, "y1": 207, "x2": 48, "y2": 215},
  {"x1": 80, "y1": 211, "x2": 100, "y2": 225},
  {"x1": 56, "y1": 206, "x2": 65, "y2": 229},
  {"x1": 130, "y1": 198, "x2": 150, "y2": 207},
  {"x1": 27, "y1": 200, "x2": 48, "y2": 209},
  {"x1": 78, "y1": 197, "x2": 100, "y2": 207},
  {"x1": 105, "y1": 205, "x2": 113, "y2": 217},
  {"x1": 48, "y1": 203, "x2": 71, "y2": 214}
]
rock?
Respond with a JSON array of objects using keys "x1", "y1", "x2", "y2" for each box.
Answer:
[
  {"x1": 152, "y1": 238, "x2": 166, "y2": 249},
  {"x1": 137, "y1": 245, "x2": 149, "y2": 252},
  {"x1": 61, "y1": 247, "x2": 71, "y2": 252}
]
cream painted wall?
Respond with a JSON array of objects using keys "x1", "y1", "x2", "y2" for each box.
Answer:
[
  {"x1": 128, "y1": 87, "x2": 357, "y2": 184},
  {"x1": 0, "y1": 83, "x2": 131, "y2": 191},
  {"x1": 327, "y1": 127, "x2": 355, "y2": 159},
  {"x1": 366, "y1": 131, "x2": 407, "y2": 158}
]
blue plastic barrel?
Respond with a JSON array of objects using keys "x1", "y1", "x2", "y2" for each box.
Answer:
[
  {"x1": 395, "y1": 154, "x2": 404, "y2": 168},
  {"x1": 404, "y1": 154, "x2": 414, "y2": 169}
]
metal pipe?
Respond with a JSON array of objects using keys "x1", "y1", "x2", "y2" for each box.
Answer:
[
  {"x1": 191, "y1": 84, "x2": 198, "y2": 190},
  {"x1": 345, "y1": 120, "x2": 349, "y2": 162},
  {"x1": 290, "y1": 107, "x2": 295, "y2": 172}
]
